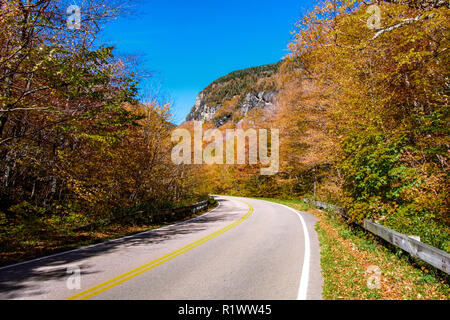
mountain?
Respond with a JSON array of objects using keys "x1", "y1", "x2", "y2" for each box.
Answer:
[{"x1": 186, "y1": 62, "x2": 281, "y2": 126}]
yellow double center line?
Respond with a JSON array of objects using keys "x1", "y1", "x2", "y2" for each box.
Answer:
[{"x1": 66, "y1": 200, "x2": 254, "y2": 300}]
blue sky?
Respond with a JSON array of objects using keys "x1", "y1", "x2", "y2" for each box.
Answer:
[{"x1": 101, "y1": 0, "x2": 315, "y2": 124}]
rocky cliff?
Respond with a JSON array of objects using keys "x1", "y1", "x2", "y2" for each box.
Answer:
[
  {"x1": 186, "y1": 62, "x2": 281, "y2": 126},
  {"x1": 186, "y1": 92, "x2": 220, "y2": 123}
]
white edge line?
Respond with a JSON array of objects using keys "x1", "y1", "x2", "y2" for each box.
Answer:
[
  {"x1": 258, "y1": 200, "x2": 311, "y2": 301},
  {"x1": 218, "y1": 196, "x2": 311, "y2": 300},
  {"x1": 0, "y1": 200, "x2": 222, "y2": 272},
  {"x1": 281, "y1": 204, "x2": 311, "y2": 301}
]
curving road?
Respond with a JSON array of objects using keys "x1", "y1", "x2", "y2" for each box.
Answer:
[{"x1": 0, "y1": 196, "x2": 323, "y2": 300}]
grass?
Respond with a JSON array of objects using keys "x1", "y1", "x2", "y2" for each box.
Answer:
[{"x1": 258, "y1": 197, "x2": 449, "y2": 300}]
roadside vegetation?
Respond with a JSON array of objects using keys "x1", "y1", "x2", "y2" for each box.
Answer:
[{"x1": 261, "y1": 198, "x2": 449, "y2": 300}]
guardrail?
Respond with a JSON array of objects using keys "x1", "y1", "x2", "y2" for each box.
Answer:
[
  {"x1": 73, "y1": 199, "x2": 214, "y2": 232},
  {"x1": 305, "y1": 199, "x2": 450, "y2": 275}
]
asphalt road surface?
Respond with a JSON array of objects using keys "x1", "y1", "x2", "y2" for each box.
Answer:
[{"x1": 0, "y1": 196, "x2": 323, "y2": 300}]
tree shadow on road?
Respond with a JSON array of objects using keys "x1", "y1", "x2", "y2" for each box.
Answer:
[{"x1": 0, "y1": 200, "x2": 234, "y2": 299}]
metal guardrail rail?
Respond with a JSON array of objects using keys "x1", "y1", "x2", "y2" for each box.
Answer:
[{"x1": 305, "y1": 199, "x2": 450, "y2": 275}]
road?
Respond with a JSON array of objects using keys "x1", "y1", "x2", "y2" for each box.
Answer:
[{"x1": 0, "y1": 196, "x2": 323, "y2": 300}]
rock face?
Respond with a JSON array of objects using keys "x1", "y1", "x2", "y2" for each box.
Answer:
[
  {"x1": 186, "y1": 93, "x2": 220, "y2": 123},
  {"x1": 186, "y1": 90, "x2": 278, "y2": 126},
  {"x1": 185, "y1": 62, "x2": 281, "y2": 126},
  {"x1": 241, "y1": 91, "x2": 278, "y2": 114}
]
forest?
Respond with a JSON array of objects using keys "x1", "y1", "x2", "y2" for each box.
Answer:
[{"x1": 0, "y1": 0, "x2": 200, "y2": 262}]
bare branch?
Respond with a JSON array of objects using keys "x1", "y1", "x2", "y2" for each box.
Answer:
[
  {"x1": 371, "y1": 14, "x2": 433, "y2": 40},
  {"x1": 0, "y1": 107, "x2": 51, "y2": 113}
]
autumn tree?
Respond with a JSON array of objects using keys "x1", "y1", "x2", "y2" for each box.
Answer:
[
  {"x1": 0, "y1": 1, "x2": 201, "y2": 250},
  {"x1": 280, "y1": 0, "x2": 449, "y2": 249}
]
